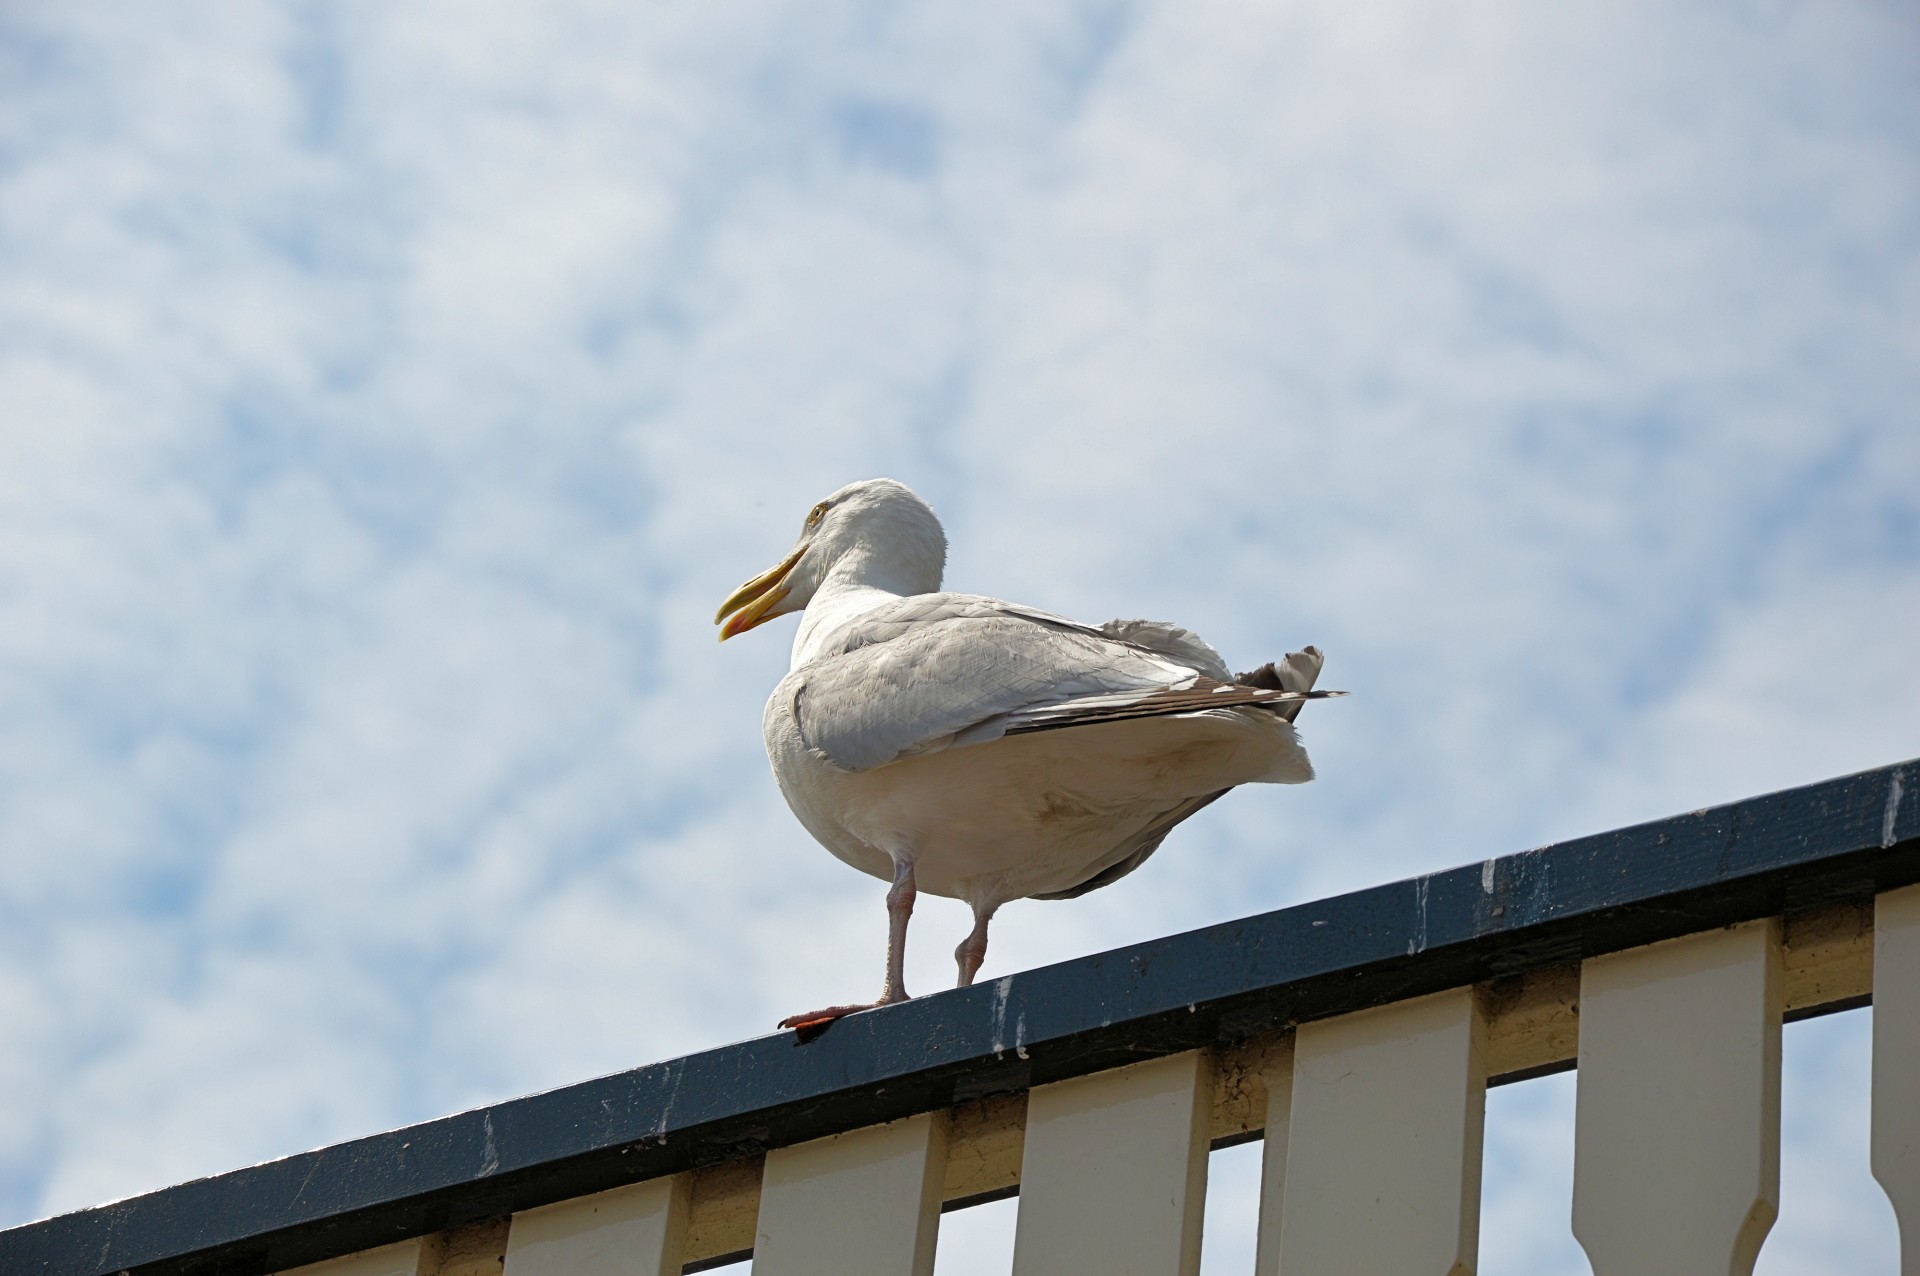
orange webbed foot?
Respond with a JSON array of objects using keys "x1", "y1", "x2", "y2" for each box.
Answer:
[{"x1": 778, "y1": 992, "x2": 909, "y2": 1040}]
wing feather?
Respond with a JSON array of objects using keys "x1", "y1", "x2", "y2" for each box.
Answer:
[{"x1": 1005, "y1": 679, "x2": 1337, "y2": 735}]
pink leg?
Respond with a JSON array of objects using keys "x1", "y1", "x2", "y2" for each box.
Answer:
[
  {"x1": 953, "y1": 902, "x2": 995, "y2": 988},
  {"x1": 780, "y1": 858, "x2": 916, "y2": 1033},
  {"x1": 877, "y1": 857, "x2": 915, "y2": 1002}
]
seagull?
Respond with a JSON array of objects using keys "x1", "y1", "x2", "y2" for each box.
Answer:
[{"x1": 716, "y1": 479, "x2": 1339, "y2": 1033}]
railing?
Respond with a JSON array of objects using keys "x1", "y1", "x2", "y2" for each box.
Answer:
[{"x1": 4, "y1": 760, "x2": 1917, "y2": 1276}]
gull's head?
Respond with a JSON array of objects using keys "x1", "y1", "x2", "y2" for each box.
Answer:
[{"x1": 715, "y1": 478, "x2": 946, "y2": 640}]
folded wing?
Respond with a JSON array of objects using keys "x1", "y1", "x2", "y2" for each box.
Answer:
[{"x1": 781, "y1": 595, "x2": 1332, "y2": 772}]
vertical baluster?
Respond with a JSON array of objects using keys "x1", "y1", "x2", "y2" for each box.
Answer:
[
  {"x1": 1011, "y1": 1050, "x2": 1212, "y2": 1276},
  {"x1": 1572, "y1": 918, "x2": 1782, "y2": 1276},
  {"x1": 752, "y1": 1112, "x2": 948, "y2": 1276},
  {"x1": 280, "y1": 1238, "x2": 434, "y2": 1276},
  {"x1": 1251, "y1": 1035, "x2": 1294, "y2": 1276},
  {"x1": 1267, "y1": 987, "x2": 1487, "y2": 1276},
  {"x1": 1875, "y1": 883, "x2": 1920, "y2": 1276},
  {"x1": 503, "y1": 1175, "x2": 690, "y2": 1276}
]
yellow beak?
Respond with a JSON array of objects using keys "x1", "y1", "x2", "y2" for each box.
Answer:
[{"x1": 715, "y1": 545, "x2": 806, "y2": 640}]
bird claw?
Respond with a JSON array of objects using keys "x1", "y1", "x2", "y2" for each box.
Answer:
[
  {"x1": 778, "y1": 992, "x2": 910, "y2": 1039},
  {"x1": 777, "y1": 1004, "x2": 870, "y2": 1032}
]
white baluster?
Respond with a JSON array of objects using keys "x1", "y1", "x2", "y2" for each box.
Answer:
[
  {"x1": 1251, "y1": 1034, "x2": 1294, "y2": 1276},
  {"x1": 753, "y1": 1112, "x2": 948, "y2": 1276},
  {"x1": 1012, "y1": 1051, "x2": 1212, "y2": 1276},
  {"x1": 1875, "y1": 883, "x2": 1920, "y2": 1276},
  {"x1": 1269, "y1": 987, "x2": 1487, "y2": 1276},
  {"x1": 503, "y1": 1175, "x2": 690, "y2": 1276},
  {"x1": 1572, "y1": 918, "x2": 1782, "y2": 1276}
]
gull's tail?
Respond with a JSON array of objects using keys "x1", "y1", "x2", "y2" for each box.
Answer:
[{"x1": 1237, "y1": 645, "x2": 1326, "y2": 723}]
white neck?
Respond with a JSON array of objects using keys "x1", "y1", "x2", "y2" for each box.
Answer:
[
  {"x1": 790, "y1": 580, "x2": 905, "y2": 668},
  {"x1": 777, "y1": 478, "x2": 946, "y2": 668}
]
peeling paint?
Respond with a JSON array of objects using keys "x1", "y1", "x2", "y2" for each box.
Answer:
[
  {"x1": 655, "y1": 1058, "x2": 683, "y2": 1139},
  {"x1": 478, "y1": 1113, "x2": 499, "y2": 1178},
  {"x1": 1527, "y1": 850, "x2": 1553, "y2": 920},
  {"x1": 1413, "y1": 874, "x2": 1430, "y2": 952},
  {"x1": 288, "y1": 1158, "x2": 324, "y2": 1211}
]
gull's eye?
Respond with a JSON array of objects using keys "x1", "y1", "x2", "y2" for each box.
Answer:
[{"x1": 805, "y1": 501, "x2": 829, "y2": 529}]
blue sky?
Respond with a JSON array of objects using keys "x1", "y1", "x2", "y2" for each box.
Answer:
[{"x1": 1, "y1": 4, "x2": 1916, "y2": 1272}]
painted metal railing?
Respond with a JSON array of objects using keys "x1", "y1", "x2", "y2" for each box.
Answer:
[{"x1": 4, "y1": 760, "x2": 1917, "y2": 1276}]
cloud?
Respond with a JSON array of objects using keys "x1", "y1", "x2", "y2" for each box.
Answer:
[{"x1": 0, "y1": 6, "x2": 1913, "y2": 1271}]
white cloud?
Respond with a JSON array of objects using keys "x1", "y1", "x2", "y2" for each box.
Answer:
[{"x1": 0, "y1": 4, "x2": 1914, "y2": 1268}]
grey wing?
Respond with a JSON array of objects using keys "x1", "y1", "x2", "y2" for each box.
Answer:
[{"x1": 786, "y1": 610, "x2": 1202, "y2": 772}]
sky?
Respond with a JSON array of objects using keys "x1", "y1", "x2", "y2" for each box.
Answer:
[{"x1": 1, "y1": 3, "x2": 1916, "y2": 1273}]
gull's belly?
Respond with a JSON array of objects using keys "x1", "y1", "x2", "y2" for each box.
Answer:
[{"x1": 772, "y1": 711, "x2": 1291, "y2": 906}]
